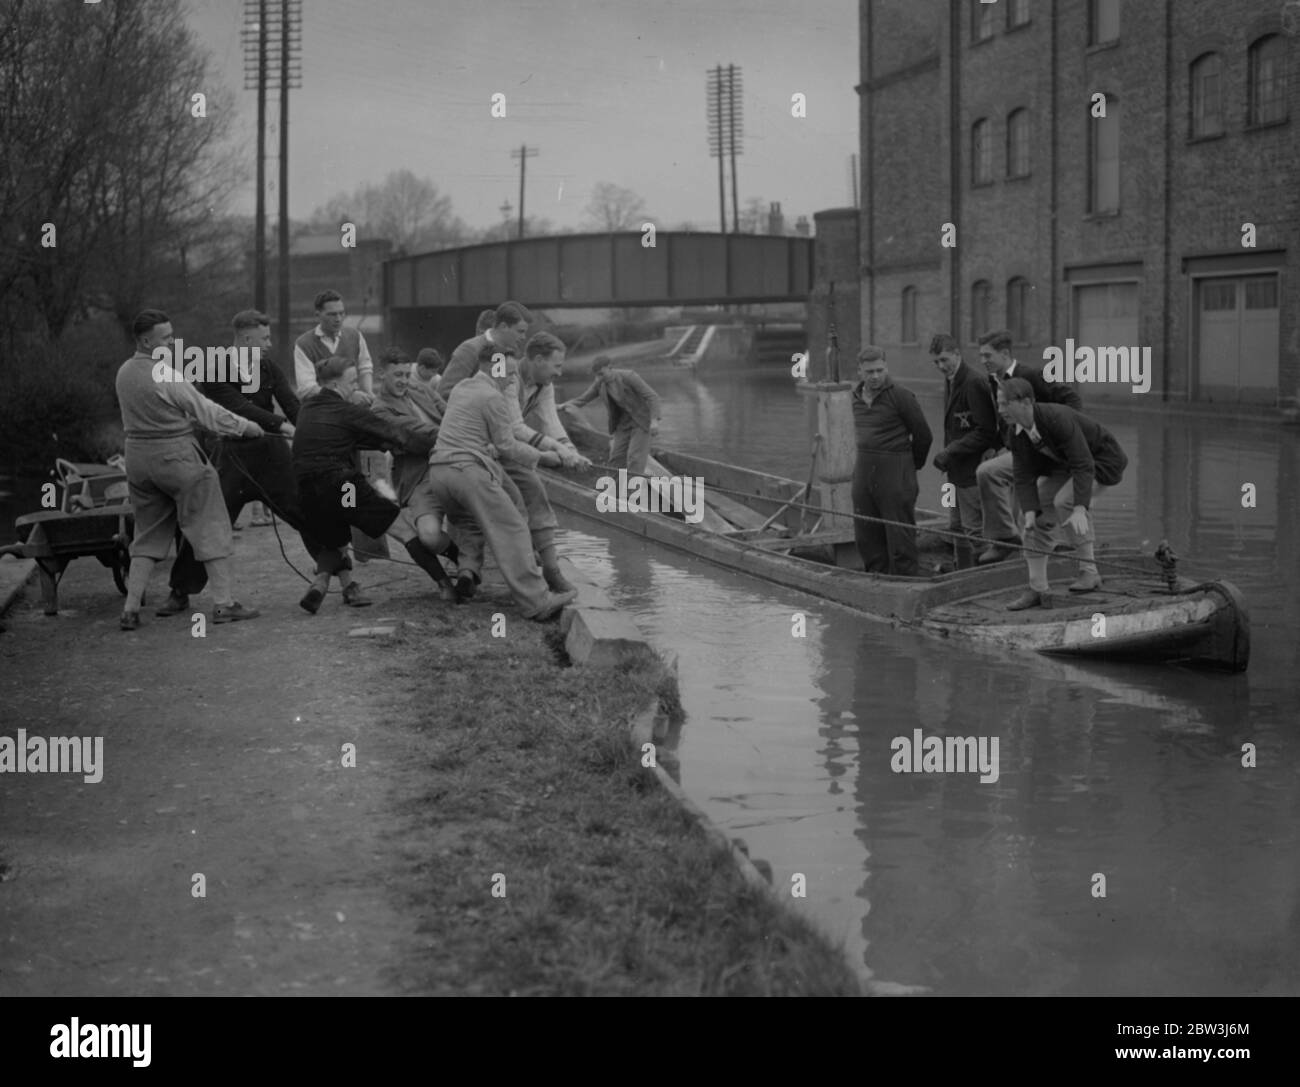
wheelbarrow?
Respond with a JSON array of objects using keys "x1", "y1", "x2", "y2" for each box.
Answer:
[{"x1": 1, "y1": 458, "x2": 135, "y2": 615}]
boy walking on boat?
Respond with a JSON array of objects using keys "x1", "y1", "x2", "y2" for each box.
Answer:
[
  {"x1": 560, "y1": 357, "x2": 662, "y2": 476},
  {"x1": 850, "y1": 347, "x2": 932, "y2": 576}
]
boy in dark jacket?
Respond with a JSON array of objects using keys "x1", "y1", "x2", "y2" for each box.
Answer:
[
  {"x1": 928, "y1": 334, "x2": 998, "y2": 569},
  {"x1": 996, "y1": 378, "x2": 1128, "y2": 610},
  {"x1": 291, "y1": 355, "x2": 451, "y2": 612}
]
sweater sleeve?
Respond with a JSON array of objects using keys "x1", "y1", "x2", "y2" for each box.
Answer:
[
  {"x1": 347, "y1": 401, "x2": 430, "y2": 456},
  {"x1": 483, "y1": 392, "x2": 543, "y2": 467},
  {"x1": 440, "y1": 341, "x2": 479, "y2": 400},
  {"x1": 201, "y1": 378, "x2": 285, "y2": 432},
  {"x1": 269, "y1": 359, "x2": 301, "y2": 425},
  {"x1": 161, "y1": 381, "x2": 258, "y2": 438},
  {"x1": 294, "y1": 343, "x2": 319, "y2": 399},
  {"x1": 1049, "y1": 410, "x2": 1097, "y2": 509},
  {"x1": 898, "y1": 389, "x2": 933, "y2": 469},
  {"x1": 568, "y1": 379, "x2": 602, "y2": 408}
]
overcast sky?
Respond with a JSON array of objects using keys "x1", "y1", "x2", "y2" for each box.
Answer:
[{"x1": 187, "y1": 0, "x2": 859, "y2": 236}]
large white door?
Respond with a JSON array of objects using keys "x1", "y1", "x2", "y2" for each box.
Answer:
[{"x1": 1196, "y1": 275, "x2": 1280, "y2": 403}]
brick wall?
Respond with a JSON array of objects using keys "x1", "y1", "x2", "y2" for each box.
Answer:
[{"x1": 855, "y1": 0, "x2": 1298, "y2": 410}]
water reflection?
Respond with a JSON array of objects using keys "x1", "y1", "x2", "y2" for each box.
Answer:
[{"x1": 557, "y1": 358, "x2": 1300, "y2": 995}]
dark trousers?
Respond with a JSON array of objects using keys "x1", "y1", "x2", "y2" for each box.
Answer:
[
  {"x1": 851, "y1": 449, "x2": 920, "y2": 576},
  {"x1": 298, "y1": 470, "x2": 401, "y2": 577},
  {"x1": 169, "y1": 436, "x2": 325, "y2": 594}
]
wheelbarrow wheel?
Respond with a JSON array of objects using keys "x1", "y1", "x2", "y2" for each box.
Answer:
[{"x1": 111, "y1": 537, "x2": 130, "y2": 595}]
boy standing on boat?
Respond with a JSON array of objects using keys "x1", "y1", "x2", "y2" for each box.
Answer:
[
  {"x1": 849, "y1": 347, "x2": 933, "y2": 576},
  {"x1": 996, "y1": 378, "x2": 1127, "y2": 610},
  {"x1": 975, "y1": 329, "x2": 1082, "y2": 565},
  {"x1": 929, "y1": 334, "x2": 999, "y2": 570},
  {"x1": 560, "y1": 357, "x2": 662, "y2": 476}
]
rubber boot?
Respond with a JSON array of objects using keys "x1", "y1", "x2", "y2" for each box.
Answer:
[{"x1": 405, "y1": 539, "x2": 456, "y2": 603}]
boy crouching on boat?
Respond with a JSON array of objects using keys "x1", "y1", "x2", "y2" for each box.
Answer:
[
  {"x1": 290, "y1": 355, "x2": 449, "y2": 613},
  {"x1": 996, "y1": 377, "x2": 1128, "y2": 611}
]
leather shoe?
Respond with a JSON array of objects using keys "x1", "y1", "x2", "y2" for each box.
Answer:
[
  {"x1": 528, "y1": 588, "x2": 579, "y2": 622},
  {"x1": 1005, "y1": 589, "x2": 1051, "y2": 611},
  {"x1": 155, "y1": 591, "x2": 189, "y2": 617},
  {"x1": 341, "y1": 583, "x2": 371, "y2": 607},
  {"x1": 454, "y1": 571, "x2": 479, "y2": 603},
  {"x1": 977, "y1": 539, "x2": 1020, "y2": 565},
  {"x1": 119, "y1": 610, "x2": 141, "y2": 631},
  {"x1": 1068, "y1": 571, "x2": 1102, "y2": 593},
  {"x1": 299, "y1": 587, "x2": 325, "y2": 614}
]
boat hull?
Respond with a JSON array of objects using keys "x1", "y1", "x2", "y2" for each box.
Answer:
[{"x1": 542, "y1": 427, "x2": 1250, "y2": 672}]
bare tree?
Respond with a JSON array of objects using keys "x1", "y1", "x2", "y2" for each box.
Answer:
[
  {"x1": 582, "y1": 182, "x2": 649, "y2": 232},
  {"x1": 310, "y1": 170, "x2": 470, "y2": 253},
  {"x1": 0, "y1": 0, "x2": 241, "y2": 350}
]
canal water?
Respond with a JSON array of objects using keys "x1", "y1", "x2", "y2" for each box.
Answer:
[
  {"x1": 554, "y1": 358, "x2": 1300, "y2": 996},
  {"x1": 2, "y1": 359, "x2": 1295, "y2": 995}
]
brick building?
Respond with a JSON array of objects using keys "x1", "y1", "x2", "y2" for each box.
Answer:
[{"x1": 854, "y1": 0, "x2": 1298, "y2": 410}]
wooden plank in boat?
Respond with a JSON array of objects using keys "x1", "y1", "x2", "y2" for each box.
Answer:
[
  {"x1": 700, "y1": 490, "x2": 773, "y2": 531},
  {"x1": 752, "y1": 530, "x2": 856, "y2": 552}
]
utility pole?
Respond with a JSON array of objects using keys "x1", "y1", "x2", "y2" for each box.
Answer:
[
  {"x1": 241, "y1": 1, "x2": 270, "y2": 309},
  {"x1": 706, "y1": 65, "x2": 727, "y2": 232},
  {"x1": 510, "y1": 145, "x2": 538, "y2": 239},
  {"x1": 243, "y1": 1, "x2": 300, "y2": 373},
  {"x1": 727, "y1": 64, "x2": 743, "y2": 234}
]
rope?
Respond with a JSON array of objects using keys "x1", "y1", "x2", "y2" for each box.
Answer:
[
  {"x1": 219, "y1": 443, "x2": 426, "y2": 592},
  {"x1": 573, "y1": 457, "x2": 1179, "y2": 585}
]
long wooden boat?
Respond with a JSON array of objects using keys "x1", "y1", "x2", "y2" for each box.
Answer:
[{"x1": 542, "y1": 415, "x2": 1250, "y2": 672}]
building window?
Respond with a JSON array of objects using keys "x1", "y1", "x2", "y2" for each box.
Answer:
[
  {"x1": 1089, "y1": 96, "x2": 1120, "y2": 212},
  {"x1": 1007, "y1": 277, "x2": 1032, "y2": 343},
  {"x1": 1089, "y1": 0, "x2": 1120, "y2": 45},
  {"x1": 972, "y1": 118, "x2": 993, "y2": 185},
  {"x1": 1074, "y1": 282, "x2": 1139, "y2": 348},
  {"x1": 972, "y1": 0, "x2": 997, "y2": 43},
  {"x1": 901, "y1": 286, "x2": 918, "y2": 344},
  {"x1": 1248, "y1": 35, "x2": 1288, "y2": 126},
  {"x1": 971, "y1": 280, "x2": 992, "y2": 343},
  {"x1": 1007, "y1": 108, "x2": 1030, "y2": 177},
  {"x1": 1190, "y1": 53, "x2": 1224, "y2": 138},
  {"x1": 1007, "y1": 0, "x2": 1031, "y2": 29}
]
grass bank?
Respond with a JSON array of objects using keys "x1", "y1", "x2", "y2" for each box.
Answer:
[{"x1": 370, "y1": 609, "x2": 863, "y2": 996}]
